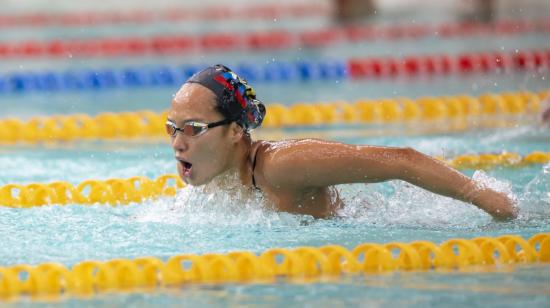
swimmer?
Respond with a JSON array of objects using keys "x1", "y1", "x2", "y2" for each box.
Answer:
[
  {"x1": 334, "y1": 0, "x2": 376, "y2": 22},
  {"x1": 540, "y1": 94, "x2": 550, "y2": 125},
  {"x1": 167, "y1": 65, "x2": 517, "y2": 220}
]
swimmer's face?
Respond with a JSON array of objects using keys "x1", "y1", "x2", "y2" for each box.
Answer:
[{"x1": 168, "y1": 83, "x2": 239, "y2": 186}]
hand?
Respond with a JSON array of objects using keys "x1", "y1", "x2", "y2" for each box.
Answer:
[{"x1": 471, "y1": 188, "x2": 518, "y2": 220}]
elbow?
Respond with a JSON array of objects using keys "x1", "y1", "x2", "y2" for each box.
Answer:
[
  {"x1": 395, "y1": 147, "x2": 424, "y2": 177},
  {"x1": 399, "y1": 147, "x2": 424, "y2": 163}
]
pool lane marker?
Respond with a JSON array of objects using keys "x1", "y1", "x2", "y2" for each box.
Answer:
[
  {"x1": 0, "y1": 18, "x2": 549, "y2": 55},
  {"x1": 0, "y1": 3, "x2": 331, "y2": 28},
  {"x1": 0, "y1": 90, "x2": 547, "y2": 144},
  {"x1": 0, "y1": 233, "x2": 548, "y2": 300},
  {"x1": 0, "y1": 49, "x2": 549, "y2": 94},
  {"x1": 0, "y1": 174, "x2": 184, "y2": 208}
]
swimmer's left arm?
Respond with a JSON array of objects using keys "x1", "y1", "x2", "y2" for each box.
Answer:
[{"x1": 262, "y1": 139, "x2": 517, "y2": 220}]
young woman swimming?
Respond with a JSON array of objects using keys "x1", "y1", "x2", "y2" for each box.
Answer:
[
  {"x1": 541, "y1": 94, "x2": 550, "y2": 125},
  {"x1": 166, "y1": 65, "x2": 517, "y2": 220}
]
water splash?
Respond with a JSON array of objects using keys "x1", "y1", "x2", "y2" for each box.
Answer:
[
  {"x1": 521, "y1": 163, "x2": 550, "y2": 218},
  {"x1": 337, "y1": 181, "x2": 492, "y2": 228},
  {"x1": 472, "y1": 168, "x2": 518, "y2": 215},
  {"x1": 136, "y1": 176, "x2": 517, "y2": 230},
  {"x1": 132, "y1": 165, "x2": 543, "y2": 231},
  {"x1": 134, "y1": 170, "x2": 312, "y2": 228},
  {"x1": 335, "y1": 168, "x2": 532, "y2": 228}
]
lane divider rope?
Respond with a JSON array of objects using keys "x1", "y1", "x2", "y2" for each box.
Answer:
[
  {"x1": 0, "y1": 49, "x2": 549, "y2": 94},
  {"x1": 0, "y1": 151, "x2": 549, "y2": 208},
  {"x1": 1, "y1": 20, "x2": 550, "y2": 58},
  {"x1": 0, "y1": 174, "x2": 184, "y2": 208},
  {"x1": 0, "y1": 90, "x2": 547, "y2": 144},
  {"x1": 1, "y1": 18, "x2": 550, "y2": 56},
  {"x1": 0, "y1": 3, "x2": 331, "y2": 27},
  {"x1": 0, "y1": 233, "x2": 548, "y2": 300},
  {"x1": 347, "y1": 49, "x2": 550, "y2": 78}
]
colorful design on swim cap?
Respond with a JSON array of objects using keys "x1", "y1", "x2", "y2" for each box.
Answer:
[{"x1": 186, "y1": 64, "x2": 266, "y2": 132}]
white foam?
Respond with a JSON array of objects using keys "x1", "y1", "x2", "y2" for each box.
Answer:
[
  {"x1": 521, "y1": 163, "x2": 550, "y2": 216},
  {"x1": 337, "y1": 181, "x2": 492, "y2": 228},
  {"x1": 134, "y1": 170, "x2": 310, "y2": 227},
  {"x1": 135, "y1": 168, "x2": 526, "y2": 229}
]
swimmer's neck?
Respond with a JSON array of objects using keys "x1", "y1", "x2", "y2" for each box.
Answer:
[{"x1": 223, "y1": 134, "x2": 256, "y2": 187}]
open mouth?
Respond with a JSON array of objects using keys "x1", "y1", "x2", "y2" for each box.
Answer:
[
  {"x1": 182, "y1": 161, "x2": 192, "y2": 170},
  {"x1": 177, "y1": 159, "x2": 193, "y2": 177}
]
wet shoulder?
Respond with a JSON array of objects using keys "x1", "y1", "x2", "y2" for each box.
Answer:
[
  {"x1": 252, "y1": 139, "x2": 310, "y2": 164},
  {"x1": 252, "y1": 139, "x2": 319, "y2": 190}
]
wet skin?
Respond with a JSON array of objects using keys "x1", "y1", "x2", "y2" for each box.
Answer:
[
  {"x1": 168, "y1": 83, "x2": 518, "y2": 220},
  {"x1": 167, "y1": 84, "x2": 342, "y2": 218}
]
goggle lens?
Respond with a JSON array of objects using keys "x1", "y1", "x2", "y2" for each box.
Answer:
[
  {"x1": 166, "y1": 122, "x2": 177, "y2": 136},
  {"x1": 183, "y1": 123, "x2": 207, "y2": 136},
  {"x1": 166, "y1": 121, "x2": 208, "y2": 137}
]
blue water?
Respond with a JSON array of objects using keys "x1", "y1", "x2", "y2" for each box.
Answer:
[
  {"x1": 1, "y1": 0, "x2": 550, "y2": 307},
  {"x1": 1, "y1": 126, "x2": 549, "y2": 263}
]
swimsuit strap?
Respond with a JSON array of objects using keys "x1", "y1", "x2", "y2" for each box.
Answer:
[{"x1": 251, "y1": 144, "x2": 261, "y2": 190}]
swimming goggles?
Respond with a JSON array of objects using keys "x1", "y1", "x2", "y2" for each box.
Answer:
[{"x1": 165, "y1": 119, "x2": 232, "y2": 137}]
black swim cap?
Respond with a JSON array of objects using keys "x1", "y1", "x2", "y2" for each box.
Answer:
[{"x1": 185, "y1": 64, "x2": 266, "y2": 132}]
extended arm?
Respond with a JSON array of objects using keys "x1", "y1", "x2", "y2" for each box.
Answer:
[{"x1": 262, "y1": 139, "x2": 517, "y2": 220}]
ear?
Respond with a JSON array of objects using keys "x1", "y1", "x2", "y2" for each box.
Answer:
[{"x1": 228, "y1": 122, "x2": 244, "y2": 143}]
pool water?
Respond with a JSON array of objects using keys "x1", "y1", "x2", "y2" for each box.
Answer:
[
  {"x1": 1, "y1": 0, "x2": 549, "y2": 306},
  {"x1": 1, "y1": 126, "x2": 549, "y2": 306}
]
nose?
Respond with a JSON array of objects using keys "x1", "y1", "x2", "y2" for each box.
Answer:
[{"x1": 171, "y1": 132, "x2": 189, "y2": 153}]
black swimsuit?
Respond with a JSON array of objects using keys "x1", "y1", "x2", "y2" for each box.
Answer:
[{"x1": 251, "y1": 145, "x2": 260, "y2": 190}]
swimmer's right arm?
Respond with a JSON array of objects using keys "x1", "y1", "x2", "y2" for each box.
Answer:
[{"x1": 261, "y1": 139, "x2": 518, "y2": 220}]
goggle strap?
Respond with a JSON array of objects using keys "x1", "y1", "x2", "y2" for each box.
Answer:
[{"x1": 207, "y1": 118, "x2": 233, "y2": 129}]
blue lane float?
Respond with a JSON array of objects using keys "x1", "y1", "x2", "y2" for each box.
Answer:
[{"x1": 0, "y1": 60, "x2": 348, "y2": 94}]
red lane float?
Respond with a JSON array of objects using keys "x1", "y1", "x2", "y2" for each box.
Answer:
[
  {"x1": 0, "y1": 3, "x2": 331, "y2": 27},
  {"x1": 347, "y1": 49, "x2": 550, "y2": 79},
  {"x1": 0, "y1": 19, "x2": 550, "y2": 58}
]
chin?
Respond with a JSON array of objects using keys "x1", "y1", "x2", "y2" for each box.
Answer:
[
  {"x1": 177, "y1": 163, "x2": 219, "y2": 186},
  {"x1": 184, "y1": 175, "x2": 210, "y2": 186}
]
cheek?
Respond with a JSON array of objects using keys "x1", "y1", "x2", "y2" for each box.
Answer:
[{"x1": 194, "y1": 135, "x2": 228, "y2": 166}]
